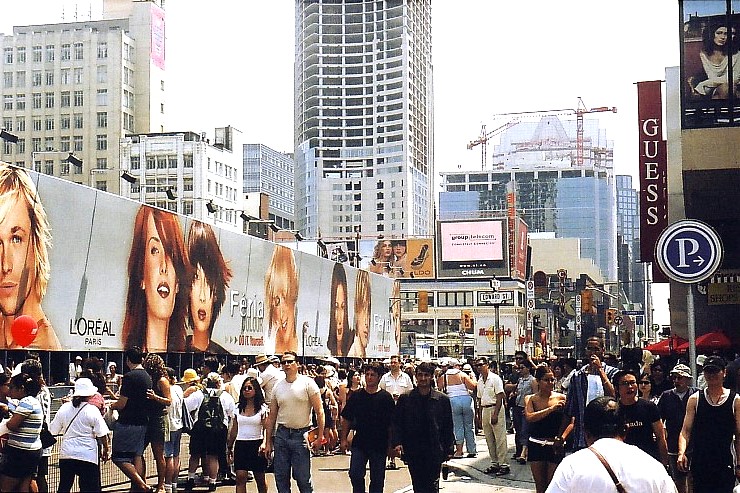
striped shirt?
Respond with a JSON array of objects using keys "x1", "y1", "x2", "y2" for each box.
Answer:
[{"x1": 7, "y1": 395, "x2": 43, "y2": 450}]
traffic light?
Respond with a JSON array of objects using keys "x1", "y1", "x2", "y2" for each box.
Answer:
[
  {"x1": 606, "y1": 309, "x2": 616, "y2": 325},
  {"x1": 461, "y1": 310, "x2": 472, "y2": 330},
  {"x1": 418, "y1": 290, "x2": 428, "y2": 313}
]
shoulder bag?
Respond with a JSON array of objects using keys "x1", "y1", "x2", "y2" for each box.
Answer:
[{"x1": 588, "y1": 446, "x2": 626, "y2": 493}]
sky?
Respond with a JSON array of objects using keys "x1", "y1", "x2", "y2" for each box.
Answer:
[{"x1": 0, "y1": 0, "x2": 680, "y2": 326}]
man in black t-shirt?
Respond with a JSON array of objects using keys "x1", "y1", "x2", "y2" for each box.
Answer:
[
  {"x1": 340, "y1": 362, "x2": 396, "y2": 493},
  {"x1": 111, "y1": 346, "x2": 153, "y2": 492}
]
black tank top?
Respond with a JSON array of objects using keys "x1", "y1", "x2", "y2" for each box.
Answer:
[
  {"x1": 529, "y1": 406, "x2": 564, "y2": 439},
  {"x1": 691, "y1": 389, "x2": 735, "y2": 470}
]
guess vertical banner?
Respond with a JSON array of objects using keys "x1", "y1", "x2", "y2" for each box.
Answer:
[{"x1": 637, "y1": 80, "x2": 667, "y2": 264}]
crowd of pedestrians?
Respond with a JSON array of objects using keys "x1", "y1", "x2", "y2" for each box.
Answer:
[{"x1": 1, "y1": 341, "x2": 739, "y2": 493}]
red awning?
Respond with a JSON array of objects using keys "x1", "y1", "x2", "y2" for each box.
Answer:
[
  {"x1": 644, "y1": 336, "x2": 687, "y2": 356},
  {"x1": 675, "y1": 331, "x2": 733, "y2": 353}
]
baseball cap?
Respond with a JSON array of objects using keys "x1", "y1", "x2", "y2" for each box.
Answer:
[
  {"x1": 670, "y1": 363, "x2": 692, "y2": 378},
  {"x1": 703, "y1": 355, "x2": 726, "y2": 372},
  {"x1": 696, "y1": 354, "x2": 707, "y2": 366}
]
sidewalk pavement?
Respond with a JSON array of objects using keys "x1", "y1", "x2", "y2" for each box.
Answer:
[{"x1": 434, "y1": 431, "x2": 537, "y2": 493}]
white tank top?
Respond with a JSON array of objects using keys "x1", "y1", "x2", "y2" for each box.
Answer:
[{"x1": 236, "y1": 405, "x2": 268, "y2": 441}]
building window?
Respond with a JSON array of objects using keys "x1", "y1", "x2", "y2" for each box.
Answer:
[
  {"x1": 2, "y1": 118, "x2": 11, "y2": 131},
  {"x1": 45, "y1": 92, "x2": 54, "y2": 108},
  {"x1": 15, "y1": 71, "x2": 24, "y2": 86},
  {"x1": 60, "y1": 68, "x2": 70, "y2": 85},
  {"x1": 32, "y1": 93, "x2": 42, "y2": 109},
  {"x1": 60, "y1": 91, "x2": 70, "y2": 107},
  {"x1": 15, "y1": 117, "x2": 24, "y2": 132},
  {"x1": 43, "y1": 161, "x2": 53, "y2": 175},
  {"x1": 60, "y1": 136, "x2": 70, "y2": 152},
  {"x1": 97, "y1": 65, "x2": 107, "y2": 84},
  {"x1": 184, "y1": 154, "x2": 193, "y2": 168},
  {"x1": 73, "y1": 68, "x2": 83, "y2": 84},
  {"x1": 44, "y1": 137, "x2": 54, "y2": 151},
  {"x1": 3, "y1": 72, "x2": 12, "y2": 88},
  {"x1": 61, "y1": 44, "x2": 70, "y2": 61},
  {"x1": 32, "y1": 45, "x2": 42, "y2": 62},
  {"x1": 73, "y1": 91, "x2": 83, "y2": 106},
  {"x1": 45, "y1": 70, "x2": 53, "y2": 85},
  {"x1": 97, "y1": 42, "x2": 107, "y2": 59},
  {"x1": 96, "y1": 89, "x2": 107, "y2": 106},
  {"x1": 60, "y1": 115, "x2": 70, "y2": 130},
  {"x1": 4, "y1": 48, "x2": 12, "y2": 64},
  {"x1": 45, "y1": 45, "x2": 54, "y2": 62},
  {"x1": 96, "y1": 158, "x2": 107, "y2": 169},
  {"x1": 16, "y1": 47, "x2": 24, "y2": 64},
  {"x1": 45, "y1": 117, "x2": 54, "y2": 131},
  {"x1": 60, "y1": 161, "x2": 70, "y2": 175},
  {"x1": 73, "y1": 43, "x2": 83, "y2": 60},
  {"x1": 73, "y1": 136, "x2": 83, "y2": 152},
  {"x1": 96, "y1": 134, "x2": 107, "y2": 151},
  {"x1": 32, "y1": 117, "x2": 42, "y2": 131},
  {"x1": 130, "y1": 156, "x2": 140, "y2": 170},
  {"x1": 32, "y1": 71, "x2": 41, "y2": 86},
  {"x1": 97, "y1": 112, "x2": 107, "y2": 128},
  {"x1": 3, "y1": 95, "x2": 12, "y2": 110},
  {"x1": 31, "y1": 137, "x2": 41, "y2": 152}
]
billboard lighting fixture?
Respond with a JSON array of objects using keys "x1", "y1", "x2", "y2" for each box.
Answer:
[{"x1": 206, "y1": 200, "x2": 217, "y2": 214}]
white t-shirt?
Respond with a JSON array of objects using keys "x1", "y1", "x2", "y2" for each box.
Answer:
[
  {"x1": 49, "y1": 402, "x2": 109, "y2": 464},
  {"x1": 168, "y1": 384, "x2": 184, "y2": 431},
  {"x1": 260, "y1": 364, "x2": 286, "y2": 404},
  {"x1": 273, "y1": 375, "x2": 320, "y2": 429},
  {"x1": 546, "y1": 438, "x2": 677, "y2": 493},
  {"x1": 379, "y1": 371, "x2": 413, "y2": 398},
  {"x1": 184, "y1": 388, "x2": 236, "y2": 427},
  {"x1": 477, "y1": 372, "x2": 504, "y2": 407}
]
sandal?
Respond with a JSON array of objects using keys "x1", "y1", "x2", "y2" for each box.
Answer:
[{"x1": 484, "y1": 465, "x2": 499, "y2": 474}]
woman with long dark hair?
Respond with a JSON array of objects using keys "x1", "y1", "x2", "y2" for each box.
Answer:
[
  {"x1": 49, "y1": 378, "x2": 111, "y2": 493},
  {"x1": 327, "y1": 263, "x2": 352, "y2": 356},
  {"x1": 227, "y1": 376, "x2": 269, "y2": 493},
  {"x1": 692, "y1": 20, "x2": 740, "y2": 99},
  {"x1": 0, "y1": 373, "x2": 43, "y2": 492},
  {"x1": 143, "y1": 353, "x2": 172, "y2": 493}
]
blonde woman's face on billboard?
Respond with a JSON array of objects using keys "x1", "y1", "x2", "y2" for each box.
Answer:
[
  {"x1": 334, "y1": 282, "x2": 347, "y2": 341},
  {"x1": 0, "y1": 196, "x2": 35, "y2": 316},
  {"x1": 143, "y1": 213, "x2": 178, "y2": 324}
]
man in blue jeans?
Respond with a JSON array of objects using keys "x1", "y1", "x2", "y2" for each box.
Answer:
[
  {"x1": 340, "y1": 361, "x2": 396, "y2": 493},
  {"x1": 264, "y1": 351, "x2": 325, "y2": 493}
]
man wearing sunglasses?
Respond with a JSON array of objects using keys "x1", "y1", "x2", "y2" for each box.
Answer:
[
  {"x1": 678, "y1": 355, "x2": 740, "y2": 493},
  {"x1": 475, "y1": 357, "x2": 509, "y2": 476},
  {"x1": 264, "y1": 351, "x2": 324, "y2": 493}
]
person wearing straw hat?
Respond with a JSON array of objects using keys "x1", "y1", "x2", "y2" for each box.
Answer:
[
  {"x1": 254, "y1": 354, "x2": 284, "y2": 405},
  {"x1": 49, "y1": 377, "x2": 111, "y2": 493}
]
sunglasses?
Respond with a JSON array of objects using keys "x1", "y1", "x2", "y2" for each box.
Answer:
[
  {"x1": 475, "y1": 363, "x2": 486, "y2": 367},
  {"x1": 243, "y1": 386, "x2": 254, "y2": 391},
  {"x1": 638, "y1": 381, "x2": 651, "y2": 385},
  {"x1": 281, "y1": 360, "x2": 296, "y2": 365}
]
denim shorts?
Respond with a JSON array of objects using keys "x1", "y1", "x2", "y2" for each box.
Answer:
[
  {"x1": 164, "y1": 429, "x2": 182, "y2": 458},
  {"x1": 112, "y1": 422, "x2": 147, "y2": 465}
]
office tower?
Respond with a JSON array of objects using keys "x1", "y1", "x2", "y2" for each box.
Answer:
[
  {"x1": 439, "y1": 115, "x2": 617, "y2": 281},
  {"x1": 243, "y1": 143, "x2": 295, "y2": 230},
  {"x1": 0, "y1": 0, "x2": 164, "y2": 193},
  {"x1": 294, "y1": 0, "x2": 434, "y2": 239}
]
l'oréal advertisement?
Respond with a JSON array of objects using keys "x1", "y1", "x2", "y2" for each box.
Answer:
[{"x1": 3, "y1": 165, "x2": 396, "y2": 356}]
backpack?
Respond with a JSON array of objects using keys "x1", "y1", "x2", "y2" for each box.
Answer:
[{"x1": 194, "y1": 389, "x2": 225, "y2": 433}]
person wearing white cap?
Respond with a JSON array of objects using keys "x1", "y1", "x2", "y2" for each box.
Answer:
[
  {"x1": 49, "y1": 377, "x2": 111, "y2": 492},
  {"x1": 657, "y1": 363, "x2": 697, "y2": 493}
]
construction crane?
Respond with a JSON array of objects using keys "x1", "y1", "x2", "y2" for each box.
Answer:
[
  {"x1": 469, "y1": 97, "x2": 617, "y2": 168},
  {"x1": 466, "y1": 120, "x2": 520, "y2": 170}
]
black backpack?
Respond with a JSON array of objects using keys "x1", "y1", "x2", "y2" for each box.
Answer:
[{"x1": 195, "y1": 389, "x2": 225, "y2": 433}]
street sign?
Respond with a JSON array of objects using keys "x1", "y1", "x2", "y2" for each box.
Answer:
[
  {"x1": 656, "y1": 220, "x2": 723, "y2": 283},
  {"x1": 526, "y1": 280, "x2": 535, "y2": 299},
  {"x1": 622, "y1": 310, "x2": 644, "y2": 315},
  {"x1": 478, "y1": 291, "x2": 513, "y2": 305},
  {"x1": 614, "y1": 315, "x2": 624, "y2": 326},
  {"x1": 636, "y1": 315, "x2": 644, "y2": 325},
  {"x1": 526, "y1": 298, "x2": 535, "y2": 310}
]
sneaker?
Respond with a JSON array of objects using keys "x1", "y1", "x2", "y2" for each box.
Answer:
[
  {"x1": 495, "y1": 465, "x2": 511, "y2": 476},
  {"x1": 208, "y1": 484, "x2": 217, "y2": 492},
  {"x1": 184, "y1": 478, "x2": 194, "y2": 493}
]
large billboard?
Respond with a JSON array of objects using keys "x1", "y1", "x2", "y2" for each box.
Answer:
[
  {"x1": 680, "y1": 1, "x2": 740, "y2": 129},
  {"x1": 1, "y1": 164, "x2": 397, "y2": 357},
  {"x1": 436, "y1": 219, "x2": 510, "y2": 279},
  {"x1": 358, "y1": 238, "x2": 435, "y2": 279}
]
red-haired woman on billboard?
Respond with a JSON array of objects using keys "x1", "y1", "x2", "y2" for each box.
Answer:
[{"x1": 122, "y1": 205, "x2": 190, "y2": 352}]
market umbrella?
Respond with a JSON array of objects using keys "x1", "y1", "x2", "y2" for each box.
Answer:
[
  {"x1": 644, "y1": 336, "x2": 687, "y2": 356},
  {"x1": 675, "y1": 331, "x2": 733, "y2": 353}
]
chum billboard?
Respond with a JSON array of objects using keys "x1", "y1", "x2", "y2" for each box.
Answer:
[
  {"x1": 680, "y1": 1, "x2": 740, "y2": 129},
  {"x1": 0, "y1": 164, "x2": 397, "y2": 357},
  {"x1": 436, "y1": 219, "x2": 510, "y2": 279}
]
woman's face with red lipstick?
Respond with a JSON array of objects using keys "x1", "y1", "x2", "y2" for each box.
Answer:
[
  {"x1": 190, "y1": 263, "x2": 214, "y2": 335},
  {"x1": 142, "y1": 213, "x2": 178, "y2": 326}
]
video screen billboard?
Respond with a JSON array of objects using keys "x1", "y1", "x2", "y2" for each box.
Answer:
[
  {"x1": 680, "y1": 1, "x2": 740, "y2": 128},
  {"x1": 3, "y1": 164, "x2": 397, "y2": 357},
  {"x1": 436, "y1": 219, "x2": 510, "y2": 279}
]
